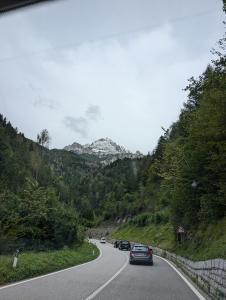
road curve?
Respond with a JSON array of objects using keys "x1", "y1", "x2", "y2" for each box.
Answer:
[
  {"x1": 0, "y1": 241, "x2": 127, "y2": 300},
  {"x1": 91, "y1": 255, "x2": 202, "y2": 300},
  {"x1": 0, "y1": 241, "x2": 204, "y2": 300}
]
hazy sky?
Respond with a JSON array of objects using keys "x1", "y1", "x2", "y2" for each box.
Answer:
[{"x1": 0, "y1": 0, "x2": 225, "y2": 153}]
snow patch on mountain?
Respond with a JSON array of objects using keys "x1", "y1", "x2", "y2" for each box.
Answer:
[{"x1": 64, "y1": 138, "x2": 143, "y2": 165}]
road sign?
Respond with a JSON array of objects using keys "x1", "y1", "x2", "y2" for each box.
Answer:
[{"x1": 176, "y1": 226, "x2": 185, "y2": 234}]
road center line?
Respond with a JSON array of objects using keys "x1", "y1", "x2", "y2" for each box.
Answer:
[
  {"x1": 84, "y1": 251, "x2": 129, "y2": 300},
  {"x1": 155, "y1": 255, "x2": 206, "y2": 300}
]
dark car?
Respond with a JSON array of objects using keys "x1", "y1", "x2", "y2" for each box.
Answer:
[
  {"x1": 118, "y1": 240, "x2": 131, "y2": 250},
  {"x1": 129, "y1": 244, "x2": 153, "y2": 265}
]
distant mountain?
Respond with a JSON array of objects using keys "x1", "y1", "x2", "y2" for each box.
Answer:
[{"x1": 64, "y1": 138, "x2": 143, "y2": 165}]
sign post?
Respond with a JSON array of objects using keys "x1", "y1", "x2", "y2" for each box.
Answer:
[{"x1": 176, "y1": 226, "x2": 185, "y2": 243}]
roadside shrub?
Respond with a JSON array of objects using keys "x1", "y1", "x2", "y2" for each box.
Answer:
[
  {"x1": 129, "y1": 213, "x2": 151, "y2": 227},
  {"x1": 129, "y1": 210, "x2": 170, "y2": 227}
]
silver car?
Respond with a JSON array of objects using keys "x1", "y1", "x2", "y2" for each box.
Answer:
[
  {"x1": 129, "y1": 244, "x2": 153, "y2": 265},
  {"x1": 100, "y1": 237, "x2": 106, "y2": 243}
]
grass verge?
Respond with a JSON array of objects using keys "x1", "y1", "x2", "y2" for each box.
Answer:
[{"x1": 0, "y1": 241, "x2": 99, "y2": 286}]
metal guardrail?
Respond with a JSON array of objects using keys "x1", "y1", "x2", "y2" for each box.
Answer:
[{"x1": 152, "y1": 246, "x2": 226, "y2": 300}]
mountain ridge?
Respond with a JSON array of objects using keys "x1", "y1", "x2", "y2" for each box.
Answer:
[{"x1": 64, "y1": 137, "x2": 143, "y2": 165}]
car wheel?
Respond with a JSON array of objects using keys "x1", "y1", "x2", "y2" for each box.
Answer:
[{"x1": 129, "y1": 261, "x2": 133, "y2": 264}]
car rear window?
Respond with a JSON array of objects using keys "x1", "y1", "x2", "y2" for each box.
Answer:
[{"x1": 132, "y1": 245, "x2": 148, "y2": 251}]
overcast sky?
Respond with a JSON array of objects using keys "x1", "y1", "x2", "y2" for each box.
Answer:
[{"x1": 0, "y1": 0, "x2": 225, "y2": 154}]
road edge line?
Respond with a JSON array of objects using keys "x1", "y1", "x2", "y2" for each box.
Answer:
[
  {"x1": 0, "y1": 240, "x2": 102, "y2": 291},
  {"x1": 84, "y1": 252, "x2": 129, "y2": 300},
  {"x1": 155, "y1": 255, "x2": 206, "y2": 300}
]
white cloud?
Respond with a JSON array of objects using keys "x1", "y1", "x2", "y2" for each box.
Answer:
[
  {"x1": 63, "y1": 116, "x2": 88, "y2": 138},
  {"x1": 85, "y1": 105, "x2": 101, "y2": 121},
  {"x1": 0, "y1": 0, "x2": 224, "y2": 153}
]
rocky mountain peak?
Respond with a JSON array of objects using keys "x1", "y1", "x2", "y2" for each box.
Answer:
[{"x1": 64, "y1": 138, "x2": 143, "y2": 165}]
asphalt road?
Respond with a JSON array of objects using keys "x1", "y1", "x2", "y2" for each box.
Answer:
[{"x1": 0, "y1": 241, "x2": 204, "y2": 300}]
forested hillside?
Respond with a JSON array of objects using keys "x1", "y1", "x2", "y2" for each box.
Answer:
[
  {"x1": 0, "y1": 116, "x2": 143, "y2": 252},
  {"x1": 0, "y1": 118, "x2": 95, "y2": 252},
  {"x1": 112, "y1": 7, "x2": 226, "y2": 258},
  {"x1": 134, "y1": 32, "x2": 226, "y2": 231}
]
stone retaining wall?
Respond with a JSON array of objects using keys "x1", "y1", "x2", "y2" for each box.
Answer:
[{"x1": 152, "y1": 246, "x2": 226, "y2": 300}]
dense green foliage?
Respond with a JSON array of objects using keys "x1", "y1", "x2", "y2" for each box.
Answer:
[
  {"x1": 155, "y1": 41, "x2": 226, "y2": 230},
  {"x1": 0, "y1": 242, "x2": 99, "y2": 285},
  {"x1": 74, "y1": 158, "x2": 143, "y2": 223},
  {"x1": 0, "y1": 118, "x2": 85, "y2": 252}
]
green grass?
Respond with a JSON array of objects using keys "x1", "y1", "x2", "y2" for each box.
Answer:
[
  {"x1": 0, "y1": 242, "x2": 99, "y2": 285},
  {"x1": 173, "y1": 217, "x2": 226, "y2": 261},
  {"x1": 112, "y1": 217, "x2": 226, "y2": 261},
  {"x1": 112, "y1": 223, "x2": 175, "y2": 250}
]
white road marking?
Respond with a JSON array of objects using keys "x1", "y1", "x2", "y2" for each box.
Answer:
[
  {"x1": 155, "y1": 255, "x2": 206, "y2": 300},
  {"x1": 84, "y1": 252, "x2": 129, "y2": 300},
  {"x1": 0, "y1": 241, "x2": 102, "y2": 291}
]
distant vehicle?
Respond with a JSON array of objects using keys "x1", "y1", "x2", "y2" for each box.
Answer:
[
  {"x1": 118, "y1": 240, "x2": 131, "y2": 250},
  {"x1": 100, "y1": 237, "x2": 106, "y2": 243},
  {"x1": 114, "y1": 240, "x2": 120, "y2": 248},
  {"x1": 129, "y1": 244, "x2": 153, "y2": 265}
]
